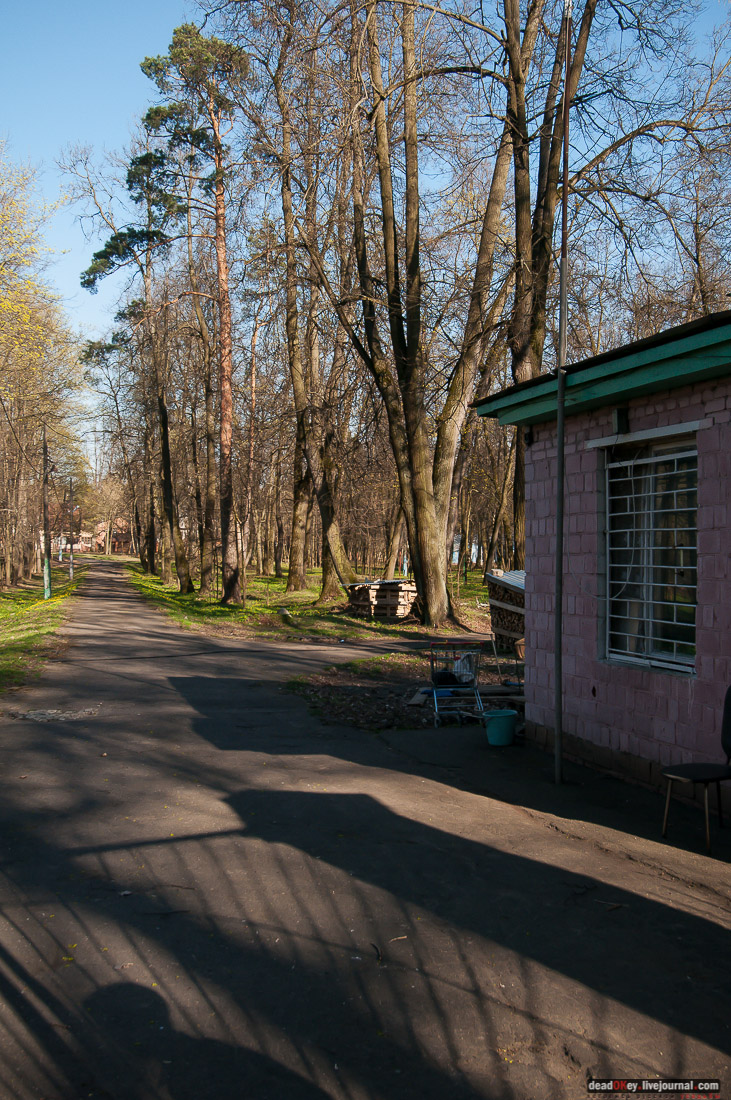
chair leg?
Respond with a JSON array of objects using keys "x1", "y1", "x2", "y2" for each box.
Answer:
[
  {"x1": 717, "y1": 781, "x2": 724, "y2": 829},
  {"x1": 704, "y1": 784, "x2": 711, "y2": 853},
  {"x1": 662, "y1": 779, "x2": 673, "y2": 837}
]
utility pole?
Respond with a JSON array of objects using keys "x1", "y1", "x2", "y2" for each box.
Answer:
[
  {"x1": 69, "y1": 478, "x2": 74, "y2": 582},
  {"x1": 42, "y1": 423, "x2": 52, "y2": 600},
  {"x1": 554, "y1": 0, "x2": 572, "y2": 785}
]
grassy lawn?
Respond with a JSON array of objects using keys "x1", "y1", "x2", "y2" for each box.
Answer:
[
  {"x1": 0, "y1": 564, "x2": 88, "y2": 694},
  {"x1": 124, "y1": 562, "x2": 497, "y2": 643}
]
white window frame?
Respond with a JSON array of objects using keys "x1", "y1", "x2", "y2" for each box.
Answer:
[{"x1": 604, "y1": 437, "x2": 697, "y2": 672}]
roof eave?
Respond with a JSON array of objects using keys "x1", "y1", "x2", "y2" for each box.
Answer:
[{"x1": 475, "y1": 330, "x2": 731, "y2": 427}]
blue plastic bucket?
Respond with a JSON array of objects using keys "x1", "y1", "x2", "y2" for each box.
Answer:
[{"x1": 484, "y1": 709, "x2": 517, "y2": 746}]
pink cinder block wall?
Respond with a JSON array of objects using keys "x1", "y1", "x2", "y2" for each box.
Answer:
[{"x1": 525, "y1": 377, "x2": 731, "y2": 767}]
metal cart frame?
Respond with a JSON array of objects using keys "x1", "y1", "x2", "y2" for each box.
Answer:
[{"x1": 429, "y1": 643, "x2": 484, "y2": 727}]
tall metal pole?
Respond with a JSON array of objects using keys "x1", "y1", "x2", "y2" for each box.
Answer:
[
  {"x1": 68, "y1": 478, "x2": 74, "y2": 582},
  {"x1": 554, "y1": 0, "x2": 572, "y2": 785},
  {"x1": 42, "y1": 424, "x2": 52, "y2": 600}
]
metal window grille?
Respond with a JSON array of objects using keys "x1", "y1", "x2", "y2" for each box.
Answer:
[{"x1": 605, "y1": 442, "x2": 697, "y2": 671}]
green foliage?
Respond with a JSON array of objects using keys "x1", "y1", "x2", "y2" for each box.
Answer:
[
  {"x1": 81, "y1": 331, "x2": 130, "y2": 364},
  {"x1": 80, "y1": 135, "x2": 188, "y2": 292},
  {"x1": 140, "y1": 24, "x2": 251, "y2": 199},
  {"x1": 144, "y1": 104, "x2": 212, "y2": 159},
  {"x1": 141, "y1": 23, "x2": 249, "y2": 117},
  {"x1": 81, "y1": 227, "x2": 170, "y2": 290},
  {"x1": 126, "y1": 150, "x2": 187, "y2": 220}
]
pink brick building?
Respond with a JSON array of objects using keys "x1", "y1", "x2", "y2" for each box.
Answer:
[{"x1": 475, "y1": 313, "x2": 731, "y2": 791}]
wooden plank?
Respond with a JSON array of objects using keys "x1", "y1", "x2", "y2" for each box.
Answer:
[
  {"x1": 407, "y1": 690, "x2": 429, "y2": 707},
  {"x1": 486, "y1": 596, "x2": 526, "y2": 614}
]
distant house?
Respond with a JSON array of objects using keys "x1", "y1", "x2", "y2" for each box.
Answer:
[
  {"x1": 475, "y1": 312, "x2": 731, "y2": 791},
  {"x1": 75, "y1": 531, "x2": 94, "y2": 553},
  {"x1": 94, "y1": 519, "x2": 133, "y2": 554}
]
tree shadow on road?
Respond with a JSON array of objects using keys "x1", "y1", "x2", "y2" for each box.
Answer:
[
  {"x1": 1, "y1": 772, "x2": 728, "y2": 1098},
  {"x1": 168, "y1": 673, "x2": 731, "y2": 862}
]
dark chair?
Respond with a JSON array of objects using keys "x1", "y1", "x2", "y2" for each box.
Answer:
[{"x1": 662, "y1": 685, "x2": 731, "y2": 853}]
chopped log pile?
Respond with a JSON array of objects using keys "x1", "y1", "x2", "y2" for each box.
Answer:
[
  {"x1": 484, "y1": 570, "x2": 526, "y2": 646},
  {"x1": 347, "y1": 580, "x2": 418, "y2": 619}
]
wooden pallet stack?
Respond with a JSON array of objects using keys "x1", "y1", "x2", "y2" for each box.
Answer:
[{"x1": 347, "y1": 580, "x2": 418, "y2": 619}]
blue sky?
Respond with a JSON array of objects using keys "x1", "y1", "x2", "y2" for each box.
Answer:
[
  {"x1": 1, "y1": 0, "x2": 193, "y2": 337},
  {"x1": 3, "y1": 0, "x2": 728, "y2": 344}
]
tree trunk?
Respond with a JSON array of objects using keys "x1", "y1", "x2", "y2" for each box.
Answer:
[
  {"x1": 274, "y1": 484, "x2": 285, "y2": 580},
  {"x1": 160, "y1": 518, "x2": 173, "y2": 585},
  {"x1": 183, "y1": 155, "x2": 218, "y2": 598},
  {"x1": 384, "y1": 508, "x2": 405, "y2": 581},
  {"x1": 511, "y1": 430, "x2": 526, "y2": 570},
  {"x1": 485, "y1": 432, "x2": 517, "y2": 578},
  {"x1": 199, "y1": 368, "x2": 216, "y2": 597},
  {"x1": 156, "y1": 385, "x2": 194, "y2": 593},
  {"x1": 210, "y1": 104, "x2": 242, "y2": 605},
  {"x1": 253, "y1": 510, "x2": 264, "y2": 575},
  {"x1": 273, "y1": 34, "x2": 358, "y2": 592},
  {"x1": 262, "y1": 485, "x2": 275, "y2": 577},
  {"x1": 505, "y1": 0, "x2": 597, "y2": 563},
  {"x1": 190, "y1": 403, "x2": 205, "y2": 568},
  {"x1": 316, "y1": 534, "x2": 343, "y2": 603},
  {"x1": 287, "y1": 423, "x2": 312, "y2": 592},
  {"x1": 239, "y1": 309, "x2": 261, "y2": 604},
  {"x1": 14, "y1": 458, "x2": 26, "y2": 584},
  {"x1": 144, "y1": 466, "x2": 156, "y2": 576},
  {"x1": 110, "y1": 375, "x2": 144, "y2": 574},
  {"x1": 444, "y1": 435, "x2": 470, "y2": 569},
  {"x1": 3, "y1": 521, "x2": 11, "y2": 586}
]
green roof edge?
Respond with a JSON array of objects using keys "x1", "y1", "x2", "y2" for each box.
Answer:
[{"x1": 474, "y1": 312, "x2": 731, "y2": 426}]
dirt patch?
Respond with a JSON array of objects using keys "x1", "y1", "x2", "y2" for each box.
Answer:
[{"x1": 288, "y1": 651, "x2": 508, "y2": 730}]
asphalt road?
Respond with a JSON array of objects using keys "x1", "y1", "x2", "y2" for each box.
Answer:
[{"x1": 0, "y1": 562, "x2": 729, "y2": 1099}]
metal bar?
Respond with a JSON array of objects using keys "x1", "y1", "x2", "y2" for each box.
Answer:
[
  {"x1": 69, "y1": 478, "x2": 74, "y2": 582},
  {"x1": 605, "y1": 436, "x2": 698, "y2": 670},
  {"x1": 42, "y1": 424, "x2": 52, "y2": 600},
  {"x1": 554, "y1": 0, "x2": 572, "y2": 786}
]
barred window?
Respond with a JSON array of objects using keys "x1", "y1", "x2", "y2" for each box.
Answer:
[{"x1": 605, "y1": 439, "x2": 697, "y2": 671}]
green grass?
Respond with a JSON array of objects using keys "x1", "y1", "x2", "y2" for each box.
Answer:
[
  {"x1": 332, "y1": 651, "x2": 429, "y2": 678},
  {"x1": 0, "y1": 565, "x2": 88, "y2": 693},
  {"x1": 125, "y1": 562, "x2": 495, "y2": 642}
]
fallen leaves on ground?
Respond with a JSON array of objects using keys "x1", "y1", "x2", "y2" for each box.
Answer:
[{"x1": 288, "y1": 652, "x2": 504, "y2": 730}]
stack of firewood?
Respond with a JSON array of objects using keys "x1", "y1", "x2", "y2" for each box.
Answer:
[
  {"x1": 347, "y1": 581, "x2": 418, "y2": 619},
  {"x1": 485, "y1": 575, "x2": 525, "y2": 645}
]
